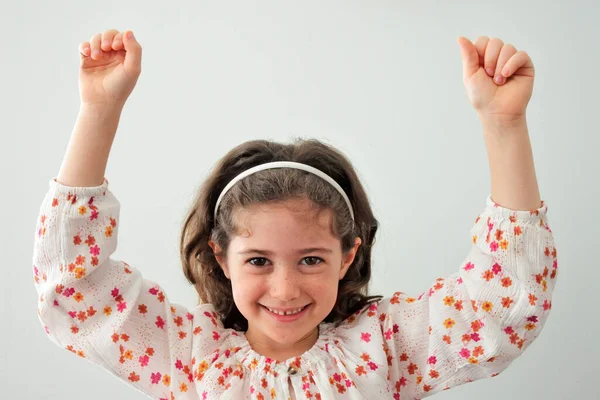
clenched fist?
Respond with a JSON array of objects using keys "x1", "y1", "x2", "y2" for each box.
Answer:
[{"x1": 78, "y1": 29, "x2": 142, "y2": 107}]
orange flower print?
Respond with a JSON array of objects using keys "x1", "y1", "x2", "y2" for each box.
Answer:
[
  {"x1": 482, "y1": 270, "x2": 494, "y2": 281},
  {"x1": 501, "y1": 277, "x2": 512, "y2": 287},
  {"x1": 528, "y1": 293, "x2": 538, "y2": 306},
  {"x1": 501, "y1": 297, "x2": 514, "y2": 308},
  {"x1": 74, "y1": 267, "x2": 86, "y2": 279},
  {"x1": 482, "y1": 301, "x2": 493, "y2": 313},
  {"x1": 454, "y1": 300, "x2": 463, "y2": 311},
  {"x1": 443, "y1": 318, "x2": 455, "y2": 329}
]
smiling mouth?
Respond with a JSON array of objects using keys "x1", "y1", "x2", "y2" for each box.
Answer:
[{"x1": 261, "y1": 304, "x2": 310, "y2": 316}]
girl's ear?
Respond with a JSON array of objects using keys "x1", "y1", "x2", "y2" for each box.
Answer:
[
  {"x1": 208, "y1": 240, "x2": 230, "y2": 279},
  {"x1": 339, "y1": 237, "x2": 362, "y2": 280}
]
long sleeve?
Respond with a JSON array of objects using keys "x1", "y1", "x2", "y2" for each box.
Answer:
[
  {"x1": 32, "y1": 178, "x2": 227, "y2": 399},
  {"x1": 377, "y1": 196, "x2": 557, "y2": 398}
]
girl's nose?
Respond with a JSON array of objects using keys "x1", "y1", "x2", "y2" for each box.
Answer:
[{"x1": 269, "y1": 268, "x2": 300, "y2": 301}]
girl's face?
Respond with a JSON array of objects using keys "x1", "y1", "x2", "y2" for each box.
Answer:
[{"x1": 210, "y1": 198, "x2": 360, "y2": 360}]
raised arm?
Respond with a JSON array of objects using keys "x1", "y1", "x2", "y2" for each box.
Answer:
[
  {"x1": 375, "y1": 37, "x2": 557, "y2": 398},
  {"x1": 32, "y1": 30, "x2": 227, "y2": 399}
]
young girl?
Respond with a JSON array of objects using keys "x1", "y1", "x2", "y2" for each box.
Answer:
[{"x1": 32, "y1": 29, "x2": 557, "y2": 399}]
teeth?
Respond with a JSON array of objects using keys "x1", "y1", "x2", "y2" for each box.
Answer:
[{"x1": 266, "y1": 306, "x2": 305, "y2": 316}]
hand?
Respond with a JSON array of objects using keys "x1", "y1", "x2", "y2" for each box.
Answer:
[
  {"x1": 78, "y1": 29, "x2": 142, "y2": 108},
  {"x1": 457, "y1": 36, "x2": 534, "y2": 124}
]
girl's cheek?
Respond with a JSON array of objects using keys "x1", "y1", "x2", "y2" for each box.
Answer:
[{"x1": 232, "y1": 271, "x2": 265, "y2": 296}]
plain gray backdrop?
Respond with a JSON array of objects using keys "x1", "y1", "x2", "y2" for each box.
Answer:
[{"x1": 3, "y1": 0, "x2": 599, "y2": 399}]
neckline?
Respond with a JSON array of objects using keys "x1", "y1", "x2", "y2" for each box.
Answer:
[{"x1": 228, "y1": 320, "x2": 337, "y2": 374}]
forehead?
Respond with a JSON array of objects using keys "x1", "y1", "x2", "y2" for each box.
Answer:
[{"x1": 231, "y1": 198, "x2": 335, "y2": 239}]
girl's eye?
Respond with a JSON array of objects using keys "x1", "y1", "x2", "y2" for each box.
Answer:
[
  {"x1": 248, "y1": 258, "x2": 270, "y2": 267},
  {"x1": 302, "y1": 257, "x2": 323, "y2": 266}
]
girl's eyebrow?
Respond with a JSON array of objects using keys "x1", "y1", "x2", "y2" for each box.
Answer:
[{"x1": 237, "y1": 248, "x2": 333, "y2": 255}]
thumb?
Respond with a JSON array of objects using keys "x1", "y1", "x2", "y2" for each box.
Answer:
[
  {"x1": 122, "y1": 30, "x2": 142, "y2": 74},
  {"x1": 457, "y1": 36, "x2": 479, "y2": 81}
]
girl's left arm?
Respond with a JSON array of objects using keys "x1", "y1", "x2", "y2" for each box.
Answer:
[{"x1": 374, "y1": 37, "x2": 557, "y2": 398}]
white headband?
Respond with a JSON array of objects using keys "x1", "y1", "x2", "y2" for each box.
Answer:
[{"x1": 213, "y1": 161, "x2": 355, "y2": 221}]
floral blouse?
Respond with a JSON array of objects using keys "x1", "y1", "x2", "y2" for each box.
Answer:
[{"x1": 32, "y1": 177, "x2": 557, "y2": 399}]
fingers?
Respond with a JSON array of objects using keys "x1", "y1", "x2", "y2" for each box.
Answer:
[
  {"x1": 122, "y1": 30, "x2": 142, "y2": 73},
  {"x1": 459, "y1": 35, "x2": 533, "y2": 86},
  {"x1": 79, "y1": 41, "x2": 90, "y2": 57},
  {"x1": 90, "y1": 33, "x2": 102, "y2": 60},
  {"x1": 101, "y1": 29, "x2": 120, "y2": 51},
  {"x1": 494, "y1": 44, "x2": 518, "y2": 84},
  {"x1": 79, "y1": 29, "x2": 134, "y2": 60},
  {"x1": 457, "y1": 37, "x2": 480, "y2": 82},
  {"x1": 483, "y1": 38, "x2": 504, "y2": 78},
  {"x1": 112, "y1": 32, "x2": 124, "y2": 51},
  {"x1": 501, "y1": 51, "x2": 535, "y2": 78},
  {"x1": 473, "y1": 36, "x2": 490, "y2": 67}
]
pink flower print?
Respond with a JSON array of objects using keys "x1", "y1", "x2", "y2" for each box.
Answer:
[
  {"x1": 459, "y1": 348, "x2": 471, "y2": 358},
  {"x1": 150, "y1": 372, "x2": 162, "y2": 384},
  {"x1": 428, "y1": 356, "x2": 437, "y2": 365},
  {"x1": 492, "y1": 263, "x2": 502, "y2": 275},
  {"x1": 213, "y1": 331, "x2": 220, "y2": 341},
  {"x1": 490, "y1": 242, "x2": 499, "y2": 252},
  {"x1": 463, "y1": 262, "x2": 475, "y2": 271},
  {"x1": 90, "y1": 244, "x2": 100, "y2": 256},
  {"x1": 175, "y1": 359, "x2": 183, "y2": 370},
  {"x1": 111, "y1": 288, "x2": 120, "y2": 298},
  {"x1": 155, "y1": 316, "x2": 165, "y2": 329},
  {"x1": 139, "y1": 355, "x2": 149, "y2": 367},
  {"x1": 117, "y1": 301, "x2": 127, "y2": 312},
  {"x1": 149, "y1": 287, "x2": 159, "y2": 295},
  {"x1": 361, "y1": 332, "x2": 371, "y2": 343}
]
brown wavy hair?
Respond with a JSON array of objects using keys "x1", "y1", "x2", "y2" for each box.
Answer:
[{"x1": 180, "y1": 138, "x2": 381, "y2": 331}]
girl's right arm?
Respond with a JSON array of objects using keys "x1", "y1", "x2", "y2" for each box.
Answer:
[{"x1": 33, "y1": 30, "x2": 227, "y2": 399}]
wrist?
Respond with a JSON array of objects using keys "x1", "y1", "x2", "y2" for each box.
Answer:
[
  {"x1": 480, "y1": 116, "x2": 528, "y2": 137},
  {"x1": 79, "y1": 102, "x2": 125, "y2": 119}
]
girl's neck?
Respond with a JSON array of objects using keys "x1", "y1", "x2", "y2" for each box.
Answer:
[{"x1": 245, "y1": 326, "x2": 319, "y2": 362}]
